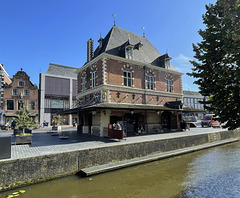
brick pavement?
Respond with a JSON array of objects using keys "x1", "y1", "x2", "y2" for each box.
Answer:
[{"x1": 0, "y1": 127, "x2": 227, "y2": 160}]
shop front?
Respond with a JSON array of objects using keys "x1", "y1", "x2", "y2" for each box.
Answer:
[{"x1": 67, "y1": 103, "x2": 183, "y2": 137}]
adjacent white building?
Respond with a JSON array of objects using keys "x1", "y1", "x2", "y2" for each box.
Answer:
[
  {"x1": 183, "y1": 90, "x2": 206, "y2": 118},
  {"x1": 39, "y1": 63, "x2": 78, "y2": 126}
]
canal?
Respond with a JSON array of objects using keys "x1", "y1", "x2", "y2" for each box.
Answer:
[{"x1": 1, "y1": 141, "x2": 240, "y2": 198}]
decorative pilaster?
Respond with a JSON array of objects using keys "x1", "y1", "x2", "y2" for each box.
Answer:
[{"x1": 102, "y1": 58, "x2": 107, "y2": 84}]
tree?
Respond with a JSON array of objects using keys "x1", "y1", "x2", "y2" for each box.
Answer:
[
  {"x1": 55, "y1": 115, "x2": 62, "y2": 126},
  {"x1": 188, "y1": 0, "x2": 240, "y2": 130},
  {"x1": 14, "y1": 106, "x2": 36, "y2": 134}
]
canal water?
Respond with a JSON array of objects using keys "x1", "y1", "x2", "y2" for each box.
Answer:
[{"x1": 1, "y1": 142, "x2": 240, "y2": 198}]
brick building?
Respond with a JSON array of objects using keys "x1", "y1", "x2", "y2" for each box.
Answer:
[
  {"x1": 68, "y1": 25, "x2": 183, "y2": 136},
  {"x1": 3, "y1": 69, "x2": 38, "y2": 124},
  {"x1": 0, "y1": 64, "x2": 12, "y2": 124}
]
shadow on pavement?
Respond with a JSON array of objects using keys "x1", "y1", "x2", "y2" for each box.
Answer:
[{"x1": 28, "y1": 131, "x2": 119, "y2": 147}]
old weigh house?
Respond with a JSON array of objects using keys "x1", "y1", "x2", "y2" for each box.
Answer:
[{"x1": 70, "y1": 25, "x2": 183, "y2": 137}]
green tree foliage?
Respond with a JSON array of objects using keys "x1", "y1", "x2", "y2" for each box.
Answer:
[
  {"x1": 14, "y1": 106, "x2": 36, "y2": 134},
  {"x1": 188, "y1": 0, "x2": 240, "y2": 130},
  {"x1": 55, "y1": 115, "x2": 62, "y2": 125}
]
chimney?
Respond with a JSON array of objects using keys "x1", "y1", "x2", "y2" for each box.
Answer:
[{"x1": 87, "y1": 38, "x2": 94, "y2": 62}]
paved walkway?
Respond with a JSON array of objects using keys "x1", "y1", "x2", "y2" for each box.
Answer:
[{"x1": 0, "y1": 127, "x2": 227, "y2": 161}]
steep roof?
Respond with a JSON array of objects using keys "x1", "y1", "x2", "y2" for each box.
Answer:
[
  {"x1": 46, "y1": 63, "x2": 78, "y2": 78},
  {"x1": 93, "y1": 26, "x2": 177, "y2": 71}
]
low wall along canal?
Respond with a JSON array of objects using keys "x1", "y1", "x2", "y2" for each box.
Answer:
[{"x1": 1, "y1": 129, "x2": 240, "y2": 192}]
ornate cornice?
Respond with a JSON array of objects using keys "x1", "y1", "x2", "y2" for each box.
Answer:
[
  {"x1": 75, "y1": 53, "x2": 184, "y2": 76},
  {"x1": 77, "y1": 84, "x2": 183, "y2": 99}
]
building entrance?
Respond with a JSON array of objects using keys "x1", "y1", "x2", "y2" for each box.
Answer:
[
  {"x1": 124, "y1": 113, "x2": 145, "y2": 136},
  {"x1": 161, "y1": 111, "x2": 172, "y2": 130}
]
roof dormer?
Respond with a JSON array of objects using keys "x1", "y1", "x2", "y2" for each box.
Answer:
[
  {"x1": 98, "y1": 36, "x2": 103, "y2": 48},
  {"x1": 165, "y1": 52, "x2": 172, "y2": 69},
  {"x1": 125, "y1": 39, "x2": 134, "y2": 60},
  {"x1": 136, "y1": 41, "x2": 143, "y2": 50}
]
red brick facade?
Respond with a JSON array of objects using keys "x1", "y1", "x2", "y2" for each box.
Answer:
[
  {"x1": 74, "y1": 26, "x2": 184, "y2": 136},
  {"x1": 3, "y1": 69, "x2": 38, "y2": 123},
  {"x1": 77, "y1": 59, "x2": 103, "y2": 93},
  {"x1": 77, "y1": 56, "x2": 182, "y2": 106}
]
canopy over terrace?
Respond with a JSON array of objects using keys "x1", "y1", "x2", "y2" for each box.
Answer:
[
  {"x1": 59, "y1": 102, "x2": 184, "y2": 136},
  {"x1": 60, "y1": 103, "x2": 180, "y2": 114}
]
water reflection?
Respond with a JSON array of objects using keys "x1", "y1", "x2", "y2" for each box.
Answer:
[
  {"x1": 1, "y1": 142, "x2": 240, "y2": 198},
  {"x1": 178, "y1": 143, "x2": 240, "y2": 198}
]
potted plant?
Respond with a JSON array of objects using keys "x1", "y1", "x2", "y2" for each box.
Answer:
[{"x1": 14, "y1": 106, "x2": 36, "y2": 145}]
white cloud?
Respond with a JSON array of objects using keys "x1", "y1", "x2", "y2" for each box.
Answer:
[
  {"x1": 174, "y1": 54, "x2": 191, "y2": 66},
  {"x1": 171, "y1": 54, "x2": 199, "y2": 91},
  {"x1": 172, "y1": 53, "x2": 193, "y2": 73}
]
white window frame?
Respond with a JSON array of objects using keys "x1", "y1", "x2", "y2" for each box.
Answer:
[
  {"x1": 18, "y1": 100, "x2": 25, "y2": 110},
  {"x1": 13, "y1": 89, "x2": 19, "y2": 96},
  {"x1": 91, "y1": 71, "x2": 97, "y2": 88},
  {"x1": 126, "y1": 48, "x2": 133, "y2": 60},
  {"x1": 166, "y1": 79, "x2": 173, "y2": 92},
  {"x1": 28, "y1": 100, "x2": 35, "y2": 110},
  {"x1": 123, "y1": 71, "x2": 132, "y2": 87},
  {"x1": 147, "y1": 75, "x2": 154, "y2": 90},
  {"x1": 24, "y1": 89, "x2": 30, "y2": 96},
  {"x1": 81, "y1": 77, "x2": 86, "y2": 91},
  {"x1": 18, "y1": 81, "x2": 25, "y2": 87},
  {"x1": 7, "y1": 100, "x2": 14, "y2": 110}
]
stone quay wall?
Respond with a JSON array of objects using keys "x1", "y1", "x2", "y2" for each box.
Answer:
[{"x1": 1, "y1": 129, "x2": 240, "y2": 191}]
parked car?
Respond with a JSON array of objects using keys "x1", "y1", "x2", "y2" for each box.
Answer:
[
  {"x1": 183, "y1": 116, "x2": 202, "y2": 128},
  {"x1": 201, "y1": 114, "x2": 220, "y2": 127}
]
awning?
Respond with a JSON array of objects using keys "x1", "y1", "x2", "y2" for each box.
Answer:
[{"x1": 60, "y1": 102, "x2": 181, "y2": 115}]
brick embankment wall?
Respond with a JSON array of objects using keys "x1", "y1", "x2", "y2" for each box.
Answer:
[{"x1": 0, "y1": 129, "x2": 240, "y2": 191}]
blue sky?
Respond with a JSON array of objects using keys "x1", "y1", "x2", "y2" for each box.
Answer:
[{"x1": 0, "y1": 0, "x2": 216, "y2": 91}]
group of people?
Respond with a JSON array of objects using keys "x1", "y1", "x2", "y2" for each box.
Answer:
[
  {"x1": 113, "y1": 121, "x2": 145, "y2": 135},
  {"x1": 113, "y1": 121, "x2": 122, "y2": 130}
]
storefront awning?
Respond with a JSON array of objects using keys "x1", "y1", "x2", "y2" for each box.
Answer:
[{"x1": 60, "y1": 103, "x2": 182, "y2": 115}]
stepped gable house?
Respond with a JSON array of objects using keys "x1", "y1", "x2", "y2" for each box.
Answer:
[
  {"x1": 72, "y1": 25, "x2": 183, "y2": 136},
  {"x1": 3, "y1": 68, "x2": 38, "y2": 123}
]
